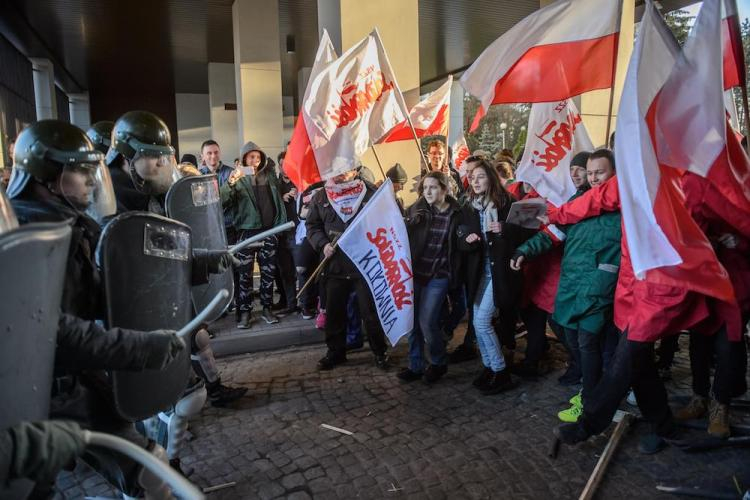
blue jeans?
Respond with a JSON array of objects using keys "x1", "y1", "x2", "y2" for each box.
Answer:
[
  {"x1": 472, "y1": 259, "x2": 506, "y2": 372},
  {"x1": 408, "y1": 278, "x2": 450, "y2": 372}
]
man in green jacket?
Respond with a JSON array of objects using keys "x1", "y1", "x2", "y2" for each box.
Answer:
[
  {"x1": 511, "y1": 149, "x2": 621, "y2": 423},
  {"x1": 222, "y1": 141, "x2": 287, "y2": 327}
]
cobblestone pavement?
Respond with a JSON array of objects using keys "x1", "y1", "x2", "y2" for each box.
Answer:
[{"x1": 56, "y1": 331, "x2": 750, "y2": 499}]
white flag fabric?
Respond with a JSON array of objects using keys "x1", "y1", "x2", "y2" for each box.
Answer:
[
  {"x1": 516, "y1": 99, "x2": 593, "y2": 207},
  {"x1": 451, "y1": 135, "x2": 471, "y2": 181},
  {"x1": 337, "y1": 179, "x2": 414, "y2": 345},
  {"x1": 383, "y1": 76, "x2": 452, "y2": 142},
  {"x1": 303, "y1": 30, "x2": 409, "y2": 179}
]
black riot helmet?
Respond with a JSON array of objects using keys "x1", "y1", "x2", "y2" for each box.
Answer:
[
  {"x1": 105, "y1": 110, "x2": 178, "y2": 195},
  {"x1": 6, "y1": 120, "x2": 117, "y2": 222},
  {"x1": 86, "y1": 120, "x2": 115, "y2": 155}
]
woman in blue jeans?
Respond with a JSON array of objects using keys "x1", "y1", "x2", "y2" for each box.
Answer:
[
  {"x1": 397, "y1": 172, "x2": 462, "y2": 384},
  {"x1": 457, "y1": 160, "x2": 534, "y2": 394}
]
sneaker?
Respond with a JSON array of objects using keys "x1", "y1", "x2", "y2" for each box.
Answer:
[
  {"x1": 449, "y1": 344, "x2": 478, "y2": 363},
  {"x1": 261, "y1": 307, "x2": 280, "y2": 324},
  {"x1": 301, "y1": 307, "x2": 316, "y2": 320},
  {"x1": 569, "y1": 391, "x2": 582, "y2": 407},
  {"x1": 207, "y1": 383, "x2": 248, "y2": 407},
  {"x1": 707, "y1": 400, "x2": 730, "y2": 439},
  {"x1": 317, "y1": 352, "x2": 346, "y2": 371},
  {"x1": 237, "y1": 311, "x2": 252, "y2": 329},
  {"x1": 315, "y1": 309, "x2": 327, "y2": 330},
  {"x1": 480, "y1": 369, "x2": 517, "y2": 395},
  {"x1": 472, "y1": 368, "x2": 493, "y2": 388},
  {"x1": 276, "y1": 305, "x2": 299, "y2": 317},
  {"x1": 674, "y1": 394, "x2": 709, "y2": 420},
  {"x1": 374, "y1": 354, "x2": 390, "y2": 370},
  {"x1": 626, "y1": 390, "x2": 638, "y2": 406},
  {"x1": 554, "y1": 423, "x2": 590, "y2": 445},
  {"x1": 558, "y1": 403, "x2": 584, "y2": 423},
  {"x1": 423, "y1": 364, "x2": 447, "y2": 384},
  {"x1": 397, "y1": 368, "x2": 423, "y2": 383}
]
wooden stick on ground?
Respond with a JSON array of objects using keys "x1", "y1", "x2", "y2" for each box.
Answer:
[{"x1": 579, "y1": 412, "x2": 633, "y2": 500}]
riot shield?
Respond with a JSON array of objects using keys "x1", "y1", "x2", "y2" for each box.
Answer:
[
  {"x1": 0, "y1": 222, "x2": 71, "y2": 499},
  {"x1": 97, "y1": 212, "x2": 193, "y2": 422},
  {"x1": 165, "y1": 174, "x2": 233, "y2": 322}
]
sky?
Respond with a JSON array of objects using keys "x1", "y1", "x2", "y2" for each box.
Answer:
[{"x1": 683, "y1": 0, "x2": 750, "y2": 21}]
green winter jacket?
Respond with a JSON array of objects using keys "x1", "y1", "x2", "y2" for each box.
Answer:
[
  {"x1": 516, "y1": 191, "x2": 621, "y2": 333},
  {"x1": 219, "y1": 165, "x2": 287, "y2": 230}
]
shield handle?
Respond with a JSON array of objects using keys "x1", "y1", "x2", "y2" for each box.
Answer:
[{"x1": 175, "y1": 289, "x2": 230, "y2": 340}]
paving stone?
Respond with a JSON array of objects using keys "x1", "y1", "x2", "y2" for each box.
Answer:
[{"x1": 55, "y1": 333, "x2": 750, "y2": 499}]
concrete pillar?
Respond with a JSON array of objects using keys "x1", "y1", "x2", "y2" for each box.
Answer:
[
  {"x1": 317, "y1": 0, "x2": 422, "y2": 203},
  {"x1": 232, "y1": 0, "x2": 285, "y2": 161},
  {"x1": 539, "y1": 0, "x2": 634, "y2": 147},
  {"x1": 68, "y1": 92, "x2": 90, "y2": 130},
  {"x1": 30, "y1": 58, "x2": 57, "y2": 120},
  {"x1": 175, "y1": 93, "x2": 211, "y2": 161},
  {"x1": 208, "y1": 62, "x2": 240, "y2": 162}
]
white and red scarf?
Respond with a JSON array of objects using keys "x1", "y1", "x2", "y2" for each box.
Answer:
[{"x1": 325, "y1": 178, "x2": 366, "y2": 223}]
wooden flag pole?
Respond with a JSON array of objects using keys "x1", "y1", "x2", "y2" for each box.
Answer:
[
  {"x1": 405, "y1": 113, "x2": 431, "y2": 172},
  {"x1": 603, "y1": 0, "x2": 624, "y2": 147},
  {"x1": 740, "y1": 84, "x2": 750, "y2": 154},
  {"x1": 296, "y1": 237, "x2": 339, "y2": 300},
  {"x1": 370, "y1": 142, "x2": 387, "y2": 179}
]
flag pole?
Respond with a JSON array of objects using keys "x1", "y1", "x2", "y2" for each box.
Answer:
[
  {"x1": 370, "y1": 142, "x2": 387, "y2": 179},
  {"x1": 604, "y1": 0, "x2": 624, "y2": 147},
  {"x1": 296, "y1": 240, "x2": 338, "y2": 301},
  {"x1": 405, "y1": 113, "x2": 430, "y2": 172},
  {"x1": 741, "y1": 85, "x2": 750, "y2": 153}
]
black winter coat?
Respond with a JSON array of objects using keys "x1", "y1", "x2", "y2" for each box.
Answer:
[
  {"x1": 405, "y1": 196, "x2": 462, "y2": 288},
  {"x1": 305, "y1": 181, "x2": 377, "y2": 277},
  {"x1": 456, "y1": 202, "x2": 535, "y2": 309}
]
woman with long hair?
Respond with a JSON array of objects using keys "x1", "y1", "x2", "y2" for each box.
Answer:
[{"x1": 457, "y1": 160, "x2": 533, "y2": 394}]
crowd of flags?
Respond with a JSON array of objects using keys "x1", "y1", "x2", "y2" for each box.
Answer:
[{"x1": 281, "y1": 0, "x2": 750, "y2": 345}]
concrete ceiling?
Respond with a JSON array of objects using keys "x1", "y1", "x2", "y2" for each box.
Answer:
[{"x1": 1, "y1": 0, "x2": 701, "y2": 105}]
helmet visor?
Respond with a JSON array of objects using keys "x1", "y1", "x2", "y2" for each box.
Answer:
[
  {"x1": 59, "y1": 162, "x2": 117, "y2": 223},
  {"x1": 0, "y1": 185, "x2": 19, "y2": 235},
  {"x1": 130, "y1": 152, "x2": 178, "y2": 195}
]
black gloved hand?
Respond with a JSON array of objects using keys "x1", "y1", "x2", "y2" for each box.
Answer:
[
  {"x1": 5, "y1": 421, "x2": 86, "y2": 483},
  {"x1": 142, "y1": 330, "x2": 186, "y2": 370},
  {"x1": 193, "y1": 248, "x2": 241, "y2": 274}
]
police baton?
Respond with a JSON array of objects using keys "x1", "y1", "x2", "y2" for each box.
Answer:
[
  {"x1": 84, "y1": 431, "x2": 204, "y2": 499},
  {"x1": 228, "y1": 221, "x2": 295, "y2": 255},
  {"x1": 176, "y1": 289, "x2": 230, "y2": 340}
]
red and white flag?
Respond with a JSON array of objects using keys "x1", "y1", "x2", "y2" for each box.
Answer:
[
  {"x1": 383, "y1": 76, "x2": 452, "y2": 142},
  {"x1": 460, "y1": 0, "x2": 620, "y2": 131},
  {"x1": 615, "y1": 1, "x2": 733, "y2": 301},
  {"x1": 284, "y1": 32, "x2": 338, "y2": 191},
  {"x1": 451, "y1": 134, "x2": 471, "y2": 182},
  {"x1": 285, "y1": 30, "x2": 409, "y2": 190},
  {"x1": 515, "y1": 99, "x2": 593, "y2": 207},
  {"x1": 337, "y1": 179, "x2": 414, "y2": 345},
  {"x1": 722, "y1": 0, "x2": 746, "y2": 90},
  {"x1": 655, "y1": 0, "x2": 750, "y2": 225}
]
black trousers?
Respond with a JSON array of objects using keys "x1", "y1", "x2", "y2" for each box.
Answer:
[
  {"x1": 494, "y1": 304, "x2": 518, "y2": 351},
  {"x1": 520, "y1": 304, "x2": 549, "y2": 364},
  {"x1": 275, "y1": 233, "x2": 298, "y2": 308},
  {"x1": 580, "y1": 331, "x2": 672, "y2": 436},
  {"x1": 689, "y1": 325, "x2": 746, "y2": 404},
  {"x1": 324, "y1": 275, "x2": 387, "y2": 358}
]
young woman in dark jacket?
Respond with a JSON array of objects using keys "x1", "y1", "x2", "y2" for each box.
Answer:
[
  {"x1": 457, "y1": 160, "x2": 534, "y2": 394},
  {"x1": 397, "y1": 172, "x2": 462, "y2": 384}
]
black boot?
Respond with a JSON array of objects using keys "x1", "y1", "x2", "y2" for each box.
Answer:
[
  {"x1": 207, "y1": 381, "x2": 248, "y2": 407},
  {"x1": 472, "y1": 367, "x2": 493, "y2": 389},
  {"x1": 317, "y1": 351, "x2": 347, "y2": 371},
  {"x1": 480, "y1": 369, "x2": 517, "y2": 395}
]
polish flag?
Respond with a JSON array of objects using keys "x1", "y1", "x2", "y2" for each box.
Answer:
[
  {"x1": 285, "y1": 30, "x2": 409, "y2": 190},
  {"x1": 460, "y1": 0, "x2": 620, "y2": 131},
  {"x1": 722, "y1": 0, "x2": 746, "y2": 90},
  {"x1": 515, "y1": 99, "x2": 593, "y2": 207},
  {"x1": 655, "y1": 0, "x2": 750, "y2": 226},
  {"x1": 383, "y1": 76, "x2": 452, "y2": 142},
  {"x1": 284, "y1": 32, "x2": 338, "y2": 191},
  {"x1": 451, "y1": 134, "x2": 471, "y2": 182},
  {"x1": 615, "y1": 1, "x2": 733, "y2": 302}
]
